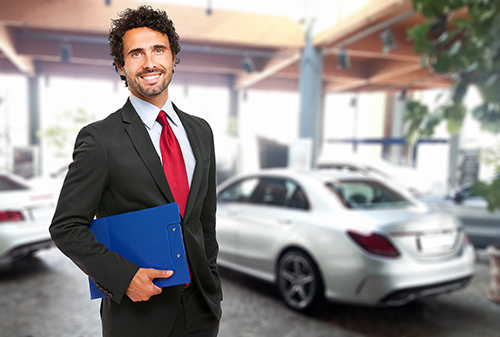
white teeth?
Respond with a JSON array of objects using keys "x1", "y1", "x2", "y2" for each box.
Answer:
[{"x1": 143, "y1": 74, "x2": 159, "y2": 80}]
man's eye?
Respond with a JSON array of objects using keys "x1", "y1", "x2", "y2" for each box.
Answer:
[
  {"x1": 132, "y1": 52, "x2": 142, "y2": 57},
  {"x1": 155, "y1": 48, "x2": 164, "y2": 54}
]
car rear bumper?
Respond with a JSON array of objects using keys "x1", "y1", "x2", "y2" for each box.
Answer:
[
  {"x1": 378, "y1": 275, "x2": 472, "y2": 305},
  {"x1": 0, "y1": 239, "x2": 54, "y2": 264},
  {"x1": 323, "y1": 244, "x2": 476, "y2": 306},
  {"x1": 0, "y1": 221, "x2": 53, "y2": 263}
]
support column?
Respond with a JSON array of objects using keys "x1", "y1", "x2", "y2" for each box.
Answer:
[
  {"x1": 389, "y1": 93, "x2": 406, "y2": 164},
  {"x1": 228, "y1": 74, "x2": 239, "y2": 136},
  {"x1": 298, "y1": 22, "x2": 324, "y2": 169},
  {"x1": 448, "y1": 134, "x2": 461, "y2": 191},
  {"x1": 27, "y1": 59, "x2": 41, "y2": 176}
]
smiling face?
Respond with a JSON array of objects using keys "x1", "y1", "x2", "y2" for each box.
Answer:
[{"x1": 118, "y1": 27, "x2": 176, "y2": 108}]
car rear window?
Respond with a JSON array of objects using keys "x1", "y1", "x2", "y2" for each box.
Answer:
[
  {"x1": 0, "y1": 176, "x2": 29, "y2": 191},
  {"x1": 326, "y1": 179, "x2": 413, "y2": 209}
]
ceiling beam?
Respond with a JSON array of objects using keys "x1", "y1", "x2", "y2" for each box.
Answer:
[
  {"x1": 0, "y1": 0, "x2": 304, "y2": 48},
  {"x1": 337, "y1": 29, "x2": 419, "y2": 63},
  {"x1": 236, "y1": 51, "x2": 301, "y2": 89},
  {"x1": 314, "y1": 0, "x2": 412, "y2": 47},
  {"x1": 0, "y1": 24, "x2": 34, "y2": 76}
]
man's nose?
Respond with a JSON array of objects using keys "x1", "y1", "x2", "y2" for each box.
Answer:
[{"x1": 142, "y1": 53, "x2": 156, "y2": 69}]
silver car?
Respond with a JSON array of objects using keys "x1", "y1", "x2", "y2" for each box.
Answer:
[
  {"x1": 0, "y1": 173, "x2": 56, "y2": 264},
  {"x1": 420, "y1": 179, "x2": 500, "y2": 249},
  {"x1": 216, "y1": 169, "x2": 475, "y2": 311}
]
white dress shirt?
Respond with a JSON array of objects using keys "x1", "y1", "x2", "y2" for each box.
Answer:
[{"x1": 129, "y1": 95, "x2": 196, "y2": 188}]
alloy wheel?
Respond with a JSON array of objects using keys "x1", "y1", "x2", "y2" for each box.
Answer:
[{"x1": 277, "y1": 250, "x2": 322, "y2": 311}]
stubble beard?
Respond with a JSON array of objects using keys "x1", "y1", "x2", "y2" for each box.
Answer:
[{"x1": 127, "y1": 69, "x2": 173, "y2": 97}]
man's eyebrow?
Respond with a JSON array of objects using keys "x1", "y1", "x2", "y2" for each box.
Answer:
[
  {"x1": 152, "y1": 44, "x2": 169, "y2": 50},
  {"x1": 127, "y1": 47, "x2": 144, "y2": 55},
  {"x1": 127, "y1": 44, "x2": 169, "y2": 54}
]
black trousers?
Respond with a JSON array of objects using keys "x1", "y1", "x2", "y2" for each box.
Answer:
[{"x1": 168, "y1": 284, "x2": 220, "y2": 337}]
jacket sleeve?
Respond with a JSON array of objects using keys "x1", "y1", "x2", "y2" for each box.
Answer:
[{"x1": 49, "y1": 124, "x2": 139, "y2": 303}]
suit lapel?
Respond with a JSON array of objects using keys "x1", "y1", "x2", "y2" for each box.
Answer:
[
  {"x1": 120, "y1": 99, "x2": 176, "y2": 204},
  {"x1": 174, "y1": 104, "x2": 204, "y2": 220}
]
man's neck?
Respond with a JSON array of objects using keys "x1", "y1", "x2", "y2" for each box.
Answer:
[{"x1": 130, "y1": 90, "x2": 169, "y2": 109}]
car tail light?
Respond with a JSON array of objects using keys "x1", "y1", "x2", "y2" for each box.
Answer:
[
  {"x1": 0, "y1": 210, "x2": 25, "y2": 222},
  {"x1": 463, "y1": 232, "x2": 471, "y2": 245},
  {"x1": 347, "y1": 230, "x2": 400, "y2": 257}
]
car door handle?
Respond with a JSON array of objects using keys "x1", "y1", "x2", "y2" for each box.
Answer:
[{"x1": 278, "y1": 218, "x2": 293, "y2": 225}]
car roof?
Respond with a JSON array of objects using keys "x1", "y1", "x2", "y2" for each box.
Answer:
[
  {"x1": 225, "y1": 168, "x2": 378, "y2": 185},
  {"x1": 0, "y1": 172, "x2": 31, "y2": 188}
]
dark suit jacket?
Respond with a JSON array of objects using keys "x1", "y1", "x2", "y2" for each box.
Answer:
[{"x1": 49, "y1": 99, "x2": 222, "y2": 336}]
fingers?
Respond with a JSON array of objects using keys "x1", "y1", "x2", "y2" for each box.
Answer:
[
  {"x1": 147, "y1": 269, "x2": 174, "y2": 280},
  {"x1": 125, "y1": 268, "x2": 174, "y2": 302}
]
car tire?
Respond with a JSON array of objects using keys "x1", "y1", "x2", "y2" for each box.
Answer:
[{"x1": 277, "y1": 250, "x2": 324, "y2": 312}]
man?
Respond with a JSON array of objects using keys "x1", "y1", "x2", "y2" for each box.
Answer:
[{"x1": 49, "y1": 5, "x2": 222, "y2": 337}]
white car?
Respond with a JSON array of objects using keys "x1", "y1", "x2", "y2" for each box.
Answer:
[
  {"x1": 0, "y1": 173, "x2": 57, "y2": 264},
  {"x1": 216, "y1": 169, "x2": 475, "y2": 311},
  {"x1": 317, "y1": 156, "x2": 432, "y2": 196}
]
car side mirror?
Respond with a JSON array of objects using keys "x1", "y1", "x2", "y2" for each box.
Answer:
[{"x1": 452, "y1": 191, "x2": 464, "y2": 204}]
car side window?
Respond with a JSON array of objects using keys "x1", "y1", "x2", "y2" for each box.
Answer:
[
  {"x1": 218, "y1": 176, "x2": 310, "y2": 210},
  {"x1": 249, "y1": 178, "x2": 288, "y2": 206},
  {"x1": 287, "y1": 185, "x2": 309, "y2": 210},
  {"x1": 250, "y1": 177, "x2": 310, "y2": 210},
  {"x1": 218, "y1": 178, "x2": 259, "y2": 203},
  {"x1": 0, "y1": 176, "x2": 28, "y2": 191}
]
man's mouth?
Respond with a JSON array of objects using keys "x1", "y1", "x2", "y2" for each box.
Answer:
[{"x1": 140, "y1": 73, "x2": 161, "y2": 83}]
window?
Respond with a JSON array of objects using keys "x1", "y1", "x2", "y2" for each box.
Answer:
[
  {"x1": 249, "y1": 178, "x2": 288, "y2": 206},
  {"x1": 0, "y1": 176, "x2": 29, "y2": 191},
  {"x1": 287, "y1": 185, "x2": 309, "y2": 210},
  {"x1": 218, "y1": 177, "x2": 259, "y2": 203},
  {"x1": 327, "y1": 179, "x2": 412, "y2": 209},
  {"x1": 218, "y1": 176, "x2": 310, "y2": 210}
]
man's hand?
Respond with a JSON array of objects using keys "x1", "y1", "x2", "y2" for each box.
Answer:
[{"x1": 125, "y1": 268, "x2": 174, "y2": 302}]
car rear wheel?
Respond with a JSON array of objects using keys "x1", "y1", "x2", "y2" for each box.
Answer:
[{"x1": 277, "y1": 250, "x2": 323, "y2": 312}]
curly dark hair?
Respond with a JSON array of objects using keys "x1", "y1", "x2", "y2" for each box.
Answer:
[{"x1": 108, "y1": 5, "x2": 181, "y2": 85}]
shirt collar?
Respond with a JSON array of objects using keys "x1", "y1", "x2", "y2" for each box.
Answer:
[{"x1": 129, "y1": 94, "x2": 180, "y2": 129}]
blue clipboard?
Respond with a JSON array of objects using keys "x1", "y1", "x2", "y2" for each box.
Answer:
[{"x1": 88, "y1": 202, "x2": 190, "y2": 300}]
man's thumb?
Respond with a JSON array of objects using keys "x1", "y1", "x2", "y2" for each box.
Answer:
[{"x1": 151, "y1": 269, "x2": 174, "y2": 279}]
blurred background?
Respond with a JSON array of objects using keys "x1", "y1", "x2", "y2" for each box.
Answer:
[
  {"x1": 1, "y1": 0, "x2": 497, "y2": 190},
  {"x1": 1, "y1": 0, "x2": 500, "y2": 336}
]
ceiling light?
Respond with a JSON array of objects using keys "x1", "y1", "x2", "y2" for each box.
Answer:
[
  {"x1": 380, "y1": 27, "x2": 398, "y2": 53},
  {"x1": 60, "y1": 43, "x2": 71, "y2": 63},
  {"x1": 337, "y1": 48, "x2": 350, "y2": 69},
  {"x1": 242, "y1": 54, "x2": 256, "y2": 73},
  {"x1": 399, "y1": 88, "x2": 407, "y2": 101}
]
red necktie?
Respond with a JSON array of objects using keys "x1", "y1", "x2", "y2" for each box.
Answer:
[{"x1": 157, "y1": 111, "x2": 189, "y2": 217}]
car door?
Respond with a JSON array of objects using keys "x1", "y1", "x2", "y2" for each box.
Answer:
[
  {"x1": 217, "y1": 177, "x2": 259, "y2": 265},
  {"x1": 236, "y1": 177, "x2": 308, "y2": 276}
]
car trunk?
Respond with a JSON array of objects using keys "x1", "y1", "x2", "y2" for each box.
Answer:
[
  {"x1": 385, "y1": 213, "x2": 464, "y2": 261},
  {"x1": 348, "y1": 207, "x2": 464, "y2": 261}
]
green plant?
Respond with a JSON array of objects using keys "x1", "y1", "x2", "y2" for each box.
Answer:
[
  {"x1": 406, "y1": 0, "x2": 500, "y2": 138},
  {"x1": 472, "y1": 177, "x2": 500, "y2": 212},
  {"x1": 481, "y1": 141, "x2": 500, "y2": 173},
  {"x1": 406, "y1": 0, "x2": 500, "y2": 211},
  {"x1": 472, "y1": 141, "x2": 500, "y2": 212}
]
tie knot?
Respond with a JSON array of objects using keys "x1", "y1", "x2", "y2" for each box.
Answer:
[{"x1": 157, "y1": 111, "x2": 168, "y2": 127}]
